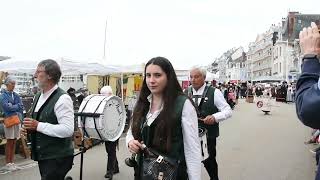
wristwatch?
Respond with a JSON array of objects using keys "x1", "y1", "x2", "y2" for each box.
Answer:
[{"x1": 302, "y1": 54, "x2": 319, "y2": 62}]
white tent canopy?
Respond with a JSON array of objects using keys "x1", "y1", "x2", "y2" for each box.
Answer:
[
  {"x1": 0, "y1": 58, "x2": 37, "y2": 74},
  {"x1": 105, "y1": 64, "x2": 145, "y2": 74},
  {"x1": 0, "y1": 58, "x2": 120, "y2": 75}
]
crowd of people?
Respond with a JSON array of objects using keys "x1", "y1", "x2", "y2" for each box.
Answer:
[{"x1": 207, "y1": 80, "x2": 296, "y2": 112}]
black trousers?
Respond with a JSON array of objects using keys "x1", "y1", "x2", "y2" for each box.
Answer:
[
  {"x1": 203, "y1": 137, "x2": 219, "y2": 180},
  {"x1": 105, "y1": 140, "x2": 119, "y2": 174},
  {"x1": 38, "y1": 155, "x2": 74, "y2": 180}
]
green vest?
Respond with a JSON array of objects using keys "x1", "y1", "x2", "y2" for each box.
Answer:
[
  {"x1": 142, "y1": 95, "x2": 187, "y2": 159},
  {"x1": 30, "y1": 88, "x2": 74, "y2": 161},
  {"x1": 185, "y1": 85, "x2": 219, "y2": 138}
]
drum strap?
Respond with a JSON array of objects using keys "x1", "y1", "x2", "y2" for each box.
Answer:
[
  {"x1": 198, "y1": 85, "x2": 210, "y2": 109},
  {"x1": 188, "y1": 85, "x2": 210, "y2": 113}
]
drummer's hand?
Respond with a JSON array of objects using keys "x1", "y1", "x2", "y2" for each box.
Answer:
[
  {"x1": 128, "y1": 139, "x2": 143, "y2": 154},
  {"x1": 203, "y1": 115, "x2": 216, "y2": 125},
  {"x1": 23, "y1": 118, "x2": 39, "y2": 131}
]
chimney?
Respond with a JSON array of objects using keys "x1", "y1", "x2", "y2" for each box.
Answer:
[{"x1": 282, "y1": 17, "x2": 286, "y2": 28}]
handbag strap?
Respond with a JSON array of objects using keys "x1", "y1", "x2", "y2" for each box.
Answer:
[
  {"x1": 144, "y1": 145, "x2": 179, "y2": 166},
  {"x1": 140, "y1": 117, "x2": 183, "y2": 165}
]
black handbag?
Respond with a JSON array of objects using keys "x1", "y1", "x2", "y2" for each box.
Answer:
[{"x1": 141, "y1": 145, "x2": 179, "y2": 180}]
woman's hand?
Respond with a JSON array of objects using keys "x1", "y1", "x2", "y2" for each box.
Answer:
[{"x1": 128, "y1": 139, "x2": 143, "y2": 154}]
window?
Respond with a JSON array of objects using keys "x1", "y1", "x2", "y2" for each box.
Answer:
[
  {"x1": 279, "y1": 47, "x2": 281, "y2": 56},
  {"x1": 279, "y1": 62, "x2": 282, "y2": 73}
]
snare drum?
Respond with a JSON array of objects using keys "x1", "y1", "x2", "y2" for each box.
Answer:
[
  {"x1": 77, "y1": 94, "x2": 126, "y2": 141},
  {"x1": 199, "y1": 127, "x2": 209, "y2": 161}
]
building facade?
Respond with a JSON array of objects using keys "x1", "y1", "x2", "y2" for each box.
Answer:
[
  {"x1": 226, "y1": 47, "x2": 247, "y2": 82},
  {"x1": 274, "y1": 12, "x2": 320, "y2": 82},
  {"x1": 247, "y1": 26, "x2": 275, "y2": 82}
]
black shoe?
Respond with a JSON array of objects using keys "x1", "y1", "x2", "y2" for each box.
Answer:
[
  {"x1": 105, "y1": 169, "x2": 119, "y2": 178},
  {"x1": 125, "y1": 157, "x2": 137, "y2": 167},
  {"x1": 106, "y1": 169, "x2": 119, "y2": 174},
  {"x1": 114, "y1": 168, "x2": 119, "y2": 174},
  {"x1": 104, "y1": 172, "x2": 113, "y2": 179}
]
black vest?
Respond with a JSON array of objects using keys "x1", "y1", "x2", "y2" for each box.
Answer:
[
  {"x1": 185, "y1": 85, "x2": 219, "y2": 138},
  {"x1": 141, "y1": 95, "x2": 187, "y2": 159},
  {"x1": 30, "y1": 88, "x2": 74, "y2": 161},
  {"x1": 138, "y1": 95, "x2": 189, "y2": 179}
]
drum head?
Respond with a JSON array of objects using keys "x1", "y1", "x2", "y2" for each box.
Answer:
[
  {"x1": 101, "y1": 95, "x2": 126, "y2": 141},
  {"x1": 78, "y1": 95, "x2": 126, "y2": 141}
]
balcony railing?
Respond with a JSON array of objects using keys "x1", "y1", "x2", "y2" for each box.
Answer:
[{"x1": 253, "y1": 64, "x2": 272, "y2": 71}]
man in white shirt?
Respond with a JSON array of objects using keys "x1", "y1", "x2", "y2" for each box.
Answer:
[
  {"x1": 186, "y1": 66, "x2": 232, "y2": 180},
  {"x1": 22, "y1": 59, "x2": 74, "y2": 180},
  {"x1": 100, "y1": 86, "x2": 119, "y2": 180}
]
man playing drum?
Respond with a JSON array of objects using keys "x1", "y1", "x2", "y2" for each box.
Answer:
[
  {"x1": 185, "y1": 66, "x2": 232, "y2": 180},
  {"x1": 100, "y1": 86, "x2": 120, "y2": 180}
]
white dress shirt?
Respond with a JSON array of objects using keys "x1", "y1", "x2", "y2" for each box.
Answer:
[
  {"x1": 192, "y1": 84, "x2": 232, "y2": 122},
  {"x1": 35, "y1": 85, "x2": 74, "y2": 138},
  {"x1": 126, "y1": 95, "x2": 201, "y2": 180}
]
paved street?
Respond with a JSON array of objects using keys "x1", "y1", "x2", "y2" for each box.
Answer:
[{"x1": 0, "y1": 98, "x2": 316, "y2": 180}]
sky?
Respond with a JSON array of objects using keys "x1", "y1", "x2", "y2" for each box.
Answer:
[{"x1": 0, "y1": 0, "x2": 318, "y2": 69}]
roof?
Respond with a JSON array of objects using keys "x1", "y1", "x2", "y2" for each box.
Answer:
[{"x1": 282, "y1": 13, "x2": 320, "y2": 42}]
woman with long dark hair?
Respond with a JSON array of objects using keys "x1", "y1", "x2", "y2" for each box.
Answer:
[{"x1": 126, "y1": 57, "x2": 201, "y2": 180}]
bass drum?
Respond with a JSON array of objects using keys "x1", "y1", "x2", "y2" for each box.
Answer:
[
  {"x1": 77, "y1": 94, "x2": 126, "y2": 142},
  {"x1": 199, "y1": 127, "x2": 209, "y2": 161}
]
